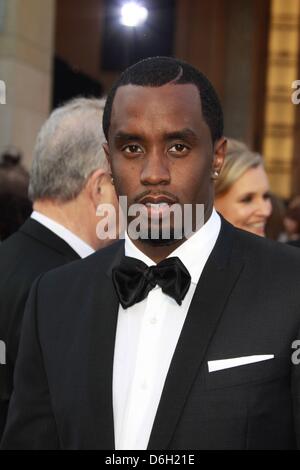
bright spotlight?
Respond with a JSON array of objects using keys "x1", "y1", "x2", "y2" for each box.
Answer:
[{"x1": 120, "y1": 2, "x2": 148, "y2": 27}]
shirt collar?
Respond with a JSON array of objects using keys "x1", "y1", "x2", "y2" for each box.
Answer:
[
  {"x1": 31, "y1": 211, "x2": 95, "y2": 259},
  {"x1": 125, "y1": 208, "x2": 221, "y2": 284}
]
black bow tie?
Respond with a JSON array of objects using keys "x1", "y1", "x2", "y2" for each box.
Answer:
[{"x1": 112, "y1": 256, "x2": 191, "y2": 309}]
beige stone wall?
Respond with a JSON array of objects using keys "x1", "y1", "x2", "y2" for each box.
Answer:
[
  {"x1": 262, "y1": 0, "x2": 300, "y2": 198},
  {"x1": 0, "y1": 0, "x2": 56, "y2": 168},
  {"x1": 55, "y1": 0, "x2": 117, "y2": 94}
]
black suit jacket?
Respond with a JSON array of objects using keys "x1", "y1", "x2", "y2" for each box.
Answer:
[
  {"x1": 288, "y1": 239, "x2": 300, "y2": 248},
  {"x1": 1, "y1": 219, "x2": 300, "y2": 449},
  {"x1": 0, "y1": 218, "x2": 80, "y2": 438}
]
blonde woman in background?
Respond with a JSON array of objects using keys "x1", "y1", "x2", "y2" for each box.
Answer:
[{"x1": 215, "y1": 139, "x2": 272, "y2": 237}]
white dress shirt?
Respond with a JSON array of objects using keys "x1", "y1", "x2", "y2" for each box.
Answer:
[
  {"x1": 113, "y1": 208, "x2": 221, "y2": 450},
  {"x1": 31, "y1": 211, "x2": 95, "y2": 259}
]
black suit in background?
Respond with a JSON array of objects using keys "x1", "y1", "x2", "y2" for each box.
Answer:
[
  {"x1": 1, "y1": 219, "x2": 300, "y2": 449},
  {"x1": 0, "y1": 218, "x2": 80, "y2": 438},
  {"x1": 288, "y1": 239, "x2": 300, "y2": 248}
]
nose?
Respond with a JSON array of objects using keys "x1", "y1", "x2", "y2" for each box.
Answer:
[
  {"x1": 257, "y1": 197, "x2": 272, "y2": 218},
  {"x1": 140, "y1": 149, "x2": 171, "y2": 186}
]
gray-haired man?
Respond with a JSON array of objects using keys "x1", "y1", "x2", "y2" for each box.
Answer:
[{"x1": 0, "y1": 98, "x2": 118, "y2": 438}]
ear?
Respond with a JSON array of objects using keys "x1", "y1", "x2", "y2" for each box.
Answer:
[
  {"x1": 103, "y1": 142, "x2": 111, "y2": 168},
  {"x1": 86, "y1": 168, "x2": 106, "y2": 208},
  {"x1": 212, "y1": 137, "x2": 227, "y2": 176}
]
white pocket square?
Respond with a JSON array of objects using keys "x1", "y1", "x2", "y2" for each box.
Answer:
[{"x1": 208, "y1": 355, "x2": 274, "y2": 373}]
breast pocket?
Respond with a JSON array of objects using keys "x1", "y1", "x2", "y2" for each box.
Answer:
[{"x1": 204, "y1": 356, "x2": 289, "y2": 390}]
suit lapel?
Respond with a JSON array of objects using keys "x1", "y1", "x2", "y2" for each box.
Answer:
[
  {"x1": 148, "y1": 220, "x2": 245, "y2": 450},
  {"x1": 87, "y1": 241, "x2": 124, "y2": 449}
]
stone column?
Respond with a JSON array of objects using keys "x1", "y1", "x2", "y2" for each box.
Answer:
[{"x1": 0, "y1": 0, "x2": 56, "y2": 168}]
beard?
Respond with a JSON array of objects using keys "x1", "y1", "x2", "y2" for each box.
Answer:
[
  {"x1": 138, "y1": 227, "x2": 184, "y2": 246},
  {"x1": 125, "y1": 201, "x2": 202, "y2": 245},
  {"x1": 135, "y1": 213, "x2": 185, "y2": 246}
]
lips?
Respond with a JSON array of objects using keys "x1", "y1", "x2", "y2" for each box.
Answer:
[
  {"x1": 245, "y1": 221, "x2": 266, "y2": 236},
  {"x1": 247, "y1": 222, "x2": 266, "y2": 228},
  {"x1": 138, "y1": 195, "x2": 177, "y2": 206},
  {"x1": 136, "y1": 194, "x2": 178, "y2": 219}
]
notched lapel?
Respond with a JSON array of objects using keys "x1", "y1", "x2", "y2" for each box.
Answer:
[
  {"x1": 87, "y1": 242, "x2": 124, "y2": 449},
  {"x1": 148, "y1": 220, "x2": 245, "y2": 450}
]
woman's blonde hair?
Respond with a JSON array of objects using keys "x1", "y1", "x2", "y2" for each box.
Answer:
[{"x1": 215, "y1": 139, "x2": 263, "y2": 196}]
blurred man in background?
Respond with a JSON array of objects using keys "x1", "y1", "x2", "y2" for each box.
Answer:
[{"x1": 0, "y1": 97, "x2": 118, "y2": 438}]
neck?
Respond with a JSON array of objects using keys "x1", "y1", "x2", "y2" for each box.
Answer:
[
  {"x1": 131, "y1": 238, "x2": 185, "y2": 264},
  {"x1": 129, "y1": 204, "x2": 213, "y2": 263},
  {"x1": 33, "y1": 198, "x2": 95, "y2": 249}
]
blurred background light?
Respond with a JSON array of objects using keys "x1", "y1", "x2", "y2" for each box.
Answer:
[
  {"x1": 120, "y1": 2, "x2": 148, "y2": 27},
  {"x1": 102, "y1": 0, "x2": 175, "y2": 71}
]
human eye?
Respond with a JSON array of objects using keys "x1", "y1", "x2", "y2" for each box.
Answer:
[
  {"x1": 263, "y1": 192, "x2": 271, "y2": 200},
  {"x1": 240, "y1": 194, "x2": 253, "y2": 204},
  {"x1": 168, "y1": 143, "x2": 190, "y2": 156},
  {"x1": 122, "y1": 144, "x2": 144, "y2": 156}
]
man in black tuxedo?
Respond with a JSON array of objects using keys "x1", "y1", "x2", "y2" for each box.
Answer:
[
  {"x1": 2, "y1": 57, "x2": 300, "y2": 450},
  {"x1": 0, "y1": 98, "x2": 117, "y2": 438}
]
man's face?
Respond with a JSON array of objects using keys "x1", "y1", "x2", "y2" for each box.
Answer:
[{"x1": 104, "y1": 83, "x2": 225, "y2": 244}]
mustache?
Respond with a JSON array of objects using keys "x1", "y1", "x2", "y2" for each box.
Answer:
[{"x1": 133, "y1": 190, "x2": 179, "y2": 204}]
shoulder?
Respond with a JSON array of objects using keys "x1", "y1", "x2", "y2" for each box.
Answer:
[
  {"x1": 36, "y1": 240, "x2": 124, "y2": 290},
  {"x1": 233, "y1": 226, "x2": 300, "y2": 273},
  {"x1": 0, "y1": 229, "x2": 69, "y2": 277},
  {"x1": 287, "y1": 239, "x2": 300, "y2": 249},
  {"x1": 27, "y1": 240, "x2": 124, "y2": 328}
]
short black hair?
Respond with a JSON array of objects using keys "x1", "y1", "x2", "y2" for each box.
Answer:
[{"x1": 103, "y1": 56, "x2": 223, "y2": 144}]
